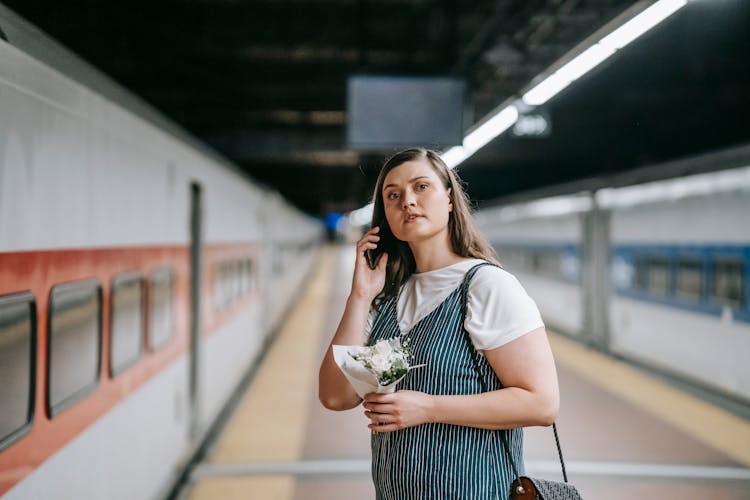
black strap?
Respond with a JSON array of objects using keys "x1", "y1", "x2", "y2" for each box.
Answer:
[{"x1": 459, "y1": 263, "x2": 569, "y2": 484}]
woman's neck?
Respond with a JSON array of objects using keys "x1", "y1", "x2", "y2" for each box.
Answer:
[{"x1": 409, "y1": 234, "x2": 465, "y2": 273}]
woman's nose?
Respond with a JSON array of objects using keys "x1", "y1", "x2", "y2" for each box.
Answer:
[{"x1": 402, "y1": 194, "x2": 416, "y2": 208}]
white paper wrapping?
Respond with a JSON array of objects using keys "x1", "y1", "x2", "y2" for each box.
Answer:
[{"x1": 332, "y1": 345, "x2": 405, "y2": 398}]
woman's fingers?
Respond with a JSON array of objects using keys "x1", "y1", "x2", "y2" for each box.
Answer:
[
  {"x1": 363, "y1": 402, "x2": 395, "y2": 413},
  {"x1": 356, "y1": 235, "x2": 380, "y2": 249},
  {"x1": 356, "y1": 227, "x2": 380, "y2": 244},
  {"x1": 364, "y1": 410, "x2": 399, "y2": 426},
  {"x1": 363, "y1": 393, "x2": 394, "y2": 404}
]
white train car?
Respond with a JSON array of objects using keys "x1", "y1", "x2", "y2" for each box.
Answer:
[
  {"x1": 0, "y1": 6, "x2": 322, "y2": 499},
  {"x1": 477, "y1": 148, "x2": 750, "y2": 404},
  {"x1": 605, "y1": 171, "x2": 750, "y2": 401},
  {"x1": 476, "y1": 202, "x2": 585, "y2": 337}
]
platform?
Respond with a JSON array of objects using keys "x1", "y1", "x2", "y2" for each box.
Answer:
[{"x1": 178, "y1": 246, "x2": 750, "y2": 499}]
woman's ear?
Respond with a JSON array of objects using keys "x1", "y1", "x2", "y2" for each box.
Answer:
[{"x1": 447, "y1": 187, "x2": 453, "y2": 212}]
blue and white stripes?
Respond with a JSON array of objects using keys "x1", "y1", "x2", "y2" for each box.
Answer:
[{"x1": 369, "y1": 265, "x2": 524, "y2": 500}]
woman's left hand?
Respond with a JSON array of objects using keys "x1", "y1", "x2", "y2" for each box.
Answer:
[{"x1": 363, "y1": 390, "x2": 433, "y2": 433}]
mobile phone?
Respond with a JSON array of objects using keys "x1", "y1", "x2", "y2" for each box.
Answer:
[
  {"x1": 365, "y1": 227, "x2": 394, "y2": 270},
  {"x1": 365, "y1": 248, "x2": 379, "y2": 270}
]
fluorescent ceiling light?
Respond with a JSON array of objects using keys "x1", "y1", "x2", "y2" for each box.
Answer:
[
  {"x1": 522, "y1": 44, "x2": 615, "y2": 105},
  {"x1": 523, "y1": 0, "x2": 687, "y2": 106},
  {"x1": 600, "y1": 0, "x2": 688, "y2": 50},
  {"x1": 555, "y1": 44, "x2": 616, "y2": 84},
  {"x1": 440, "y1": 104, "x2": 519, "y2": 169},
  {"x1": 441, "y1": 146, "x2": 469, "y2": 169},
  {"x1": 462, "y1": 105, "x2": 519, "y2": 156}
]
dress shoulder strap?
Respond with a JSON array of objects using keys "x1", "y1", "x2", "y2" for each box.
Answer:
[{"x1": 458, "y1": 262, "x2": 500, "y2": 308}]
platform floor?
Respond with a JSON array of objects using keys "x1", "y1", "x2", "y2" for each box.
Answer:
[{"x1": 180, "y1": 246, "x2": 750, "y2": 499}]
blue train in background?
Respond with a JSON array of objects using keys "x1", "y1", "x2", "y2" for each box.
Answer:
[{"x1": 477, "y1": 147, "x2": 750, "y2": 405}]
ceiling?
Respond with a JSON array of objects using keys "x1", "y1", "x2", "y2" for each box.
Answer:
[{"x1": 2, "y1": 0, "x2": 749, "y2": 215}]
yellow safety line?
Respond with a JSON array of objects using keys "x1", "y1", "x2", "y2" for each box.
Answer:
[
  {"x1": 190, "y1": 248, "x2": 333, "y2": 500},
  {"x1": 549, "y1": 333, "x2": 750, "y2": 467}
]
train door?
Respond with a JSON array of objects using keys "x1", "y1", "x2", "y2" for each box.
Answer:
[{"x1": 189, "y1": 181, "x2": 202, "y2": 440}]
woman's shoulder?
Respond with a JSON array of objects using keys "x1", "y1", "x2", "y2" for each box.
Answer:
[{"x1": 469, "y1": 263, "x2": 526, "y2": 292}]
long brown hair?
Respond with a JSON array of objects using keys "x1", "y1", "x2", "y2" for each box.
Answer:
[{"x1": 370, "y1": 148, "x2": 499, "y2": 306}]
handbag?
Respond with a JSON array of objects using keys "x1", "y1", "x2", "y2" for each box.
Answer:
[
  {"x1": 460, "y1": 264, "x2": 583, "y2": 500},
  {"x1": 502, "y1": 425, "x2": 582, "y2": 500}
]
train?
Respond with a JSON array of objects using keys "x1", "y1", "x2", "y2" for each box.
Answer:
[
  {"x1": 0, "y1": 5, "x2": 323, "y2": 499},
  {"x1": 476, "y1": 146, "x2": 750, "y2": 405}
]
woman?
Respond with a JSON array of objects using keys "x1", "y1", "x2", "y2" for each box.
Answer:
[{"x1": 318, "y1": 148, "x2": 559, "y2": 499}]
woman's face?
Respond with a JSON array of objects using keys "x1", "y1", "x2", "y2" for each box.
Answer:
[{"x1": 381, "y1": 158, "x2": 452, "y2": 244}]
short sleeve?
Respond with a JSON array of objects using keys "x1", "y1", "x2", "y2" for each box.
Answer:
[{"x1": 464, "y1": 266, "x2": 545, "y2": 351}]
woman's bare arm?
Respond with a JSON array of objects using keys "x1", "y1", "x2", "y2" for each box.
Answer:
[
  {"x1": 318, "y1": 295, "x2": 372, "y2": 410},
  {"x1": 318, "y1": 227, "x2": 389, "y2": 411},
  {"x1": 363, "y1": 327, "x2": 559, "y2": 430}
]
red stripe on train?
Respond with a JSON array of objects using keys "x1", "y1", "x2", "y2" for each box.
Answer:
[{"x1": 0, "y1": 243, "x2": 261, "y2": 495}]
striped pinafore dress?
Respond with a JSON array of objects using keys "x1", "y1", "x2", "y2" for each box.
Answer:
[{"x1": 368, "y1": 263, "x2": 524, "y2": 500}]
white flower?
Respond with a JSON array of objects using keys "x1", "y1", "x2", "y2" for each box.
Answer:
[
  {"x1": 346, "y1": 336, "x2": 413, "y2": 388},
  {"x1": 373, "y1": 339, "x2": 394, "y2": 357},
  {"x1": 370, "y1": 353, "x2": 390, "y2": 373}
]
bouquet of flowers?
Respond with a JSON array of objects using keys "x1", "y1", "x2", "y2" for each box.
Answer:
[{"x1": 333, "y1": 337, "x2": 421, "y2": 397}]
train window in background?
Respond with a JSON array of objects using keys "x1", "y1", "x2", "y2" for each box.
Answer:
[
  {"x1": 213, "y1": 262, "x2": 224, "y2": 310},
  {"x1": 537, "y1": 250, "x2": 561, "y2": 278},
  {"x1": 634, "y1": 256, "x2": 648, "y2": 291},
  {"x1": 48, "y1": 281, "x2": 102, "y2": 417},
  {"x1": 214, "y1": 258, "x2": 254, "y2": 311},
  {"x1": 110, "y1": 273, "x2": 144, "y2": 376},
  {"x1": 230, "y1": 260, "x2": 241, "y2": 301},
  {"x1": 0, "y1": 292, "x2": 35, "y2": 450},
  {"x1": 676, "y1": 257, "x2": 703, "y2": 302},
  {"x1": 711, "y1": 257, "x2": 744, "y2": 308},
  {"x1": 149, "y1": 268, "x2": 174, "y2": 350},
  {"x1": 214, "y1": 261, "x2": 229, "y2": 310},
  {"x1": 240, "y1": 258, "x2": 253, "y2": 294},
  {"x1": 647, "y1": 256, "x2": 670, "y2": 297}
]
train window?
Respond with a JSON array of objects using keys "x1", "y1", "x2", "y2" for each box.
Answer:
[
  {"x1": 0, "y1": 292, "x2": 35, "y2": 450},
  {"x1": 676, "y1": 257, "x2": 703, "y2": 302},
  {"x1": 647, "y1": 256, "x2": 670, "y2": 296},
  {"x1": 214, "y1": 261, "x2": 229, "y2": 310},
  {"x1": 149, "y1": 268, "x2": 174, "y2": 350},
  {"x1": 110, "y1": 273, "x2": 144, "y2": 376},
  {"x1": 711, "y1": 257, "x2": 744, "y2": 308},
  {"x1": 213, "y1": 262, "x2": 223, "y2": 310},
  {"x1": 48, "y1": 281, "x2": 101, "y2": 417},
  {"x1": 240, "y1": 259, "x2": 252, "y2": 294},
  {"x1": 229, "y1": 260, "x2": 240, "y2": 301},
  {"x1": 634, "y1": 256, "x2": 648, "y2": 291},
  {"x1": 539, "y1": 250, "x2": 561, "y2": 278},
  {"x1": 249, "y1": 258, "x2": 256, "y2": 292},
  {"x1": 214, "y1": 258, "x2": 253, "y2": 310}
]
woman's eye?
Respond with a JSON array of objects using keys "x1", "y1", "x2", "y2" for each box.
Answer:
[
  {"x1": 387, "y1": 192, "x2": 400, "y2": 200},
  {"x1": 417, "y1": 183, "x2": 428, "y2": 191}
]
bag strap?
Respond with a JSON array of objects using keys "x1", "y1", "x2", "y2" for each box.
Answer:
[{"x1": 459, "y1": 263, "x2": 569, "y2": 484}]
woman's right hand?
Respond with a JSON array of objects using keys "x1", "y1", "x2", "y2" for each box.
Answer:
[{"x1": 352, "y1": 226, "x2": 388, "y2": 301}]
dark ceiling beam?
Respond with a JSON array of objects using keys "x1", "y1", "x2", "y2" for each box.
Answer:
[
  {"x1": 204, "y1": 45, "x2": 444, "y2": 66},
  {"x1": 168, "y1": 109, "x2": 346, "y2": 128},
  {"x1": 206, "y1": 127, "x2": 347, "y2": 162}
]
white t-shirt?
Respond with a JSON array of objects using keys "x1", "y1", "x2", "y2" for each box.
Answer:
[{"x1": 364, "y1": 259, "x2": 544, "y2": 351}]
